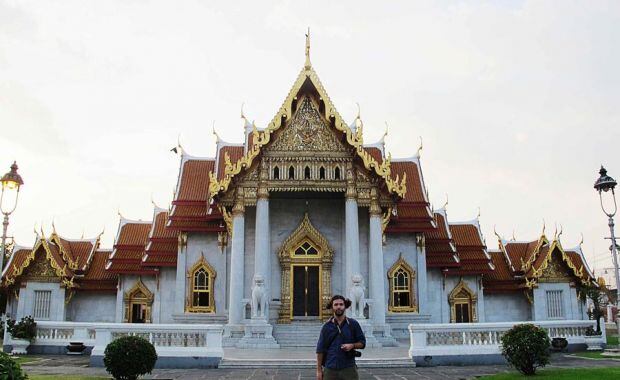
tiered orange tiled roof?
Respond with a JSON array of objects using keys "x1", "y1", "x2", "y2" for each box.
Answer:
[
  {"x1": 107, "y1": 219, "x2": 155, "y2": 274},
  {"x1": 385, "y1": 159, "x2": 435, "y2": 232},
  {"x1": 425, "y1": 211, "x2": 459, "y2": 268},
  {"x1": 444, "y1": 222, "x2": 494, "y2": 275},
  {"x1": 167, "y1": 154, "x2": 226, "y2": 232},
  {"x1": 143, "y1": 209, "x2": 178, "y2": 267}
]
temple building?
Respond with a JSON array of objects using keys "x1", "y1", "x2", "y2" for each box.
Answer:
[{"x1": 1, "y1": 38, "x2": 596, "y2": 347}]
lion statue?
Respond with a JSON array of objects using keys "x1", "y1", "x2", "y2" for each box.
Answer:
[
  {"x1": 251, "y1": 274, "x2": 267, "y2": 319},
  {"x1": 348, "y1": 274, "x2": 366, "y2": 319}
]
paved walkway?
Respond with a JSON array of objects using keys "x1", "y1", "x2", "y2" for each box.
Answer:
[{"x1": 20, "y1": 353, "x2": 620, "y2": 379}]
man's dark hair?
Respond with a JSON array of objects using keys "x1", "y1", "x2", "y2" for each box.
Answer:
[{"x1": 326, "y1": 294, "x2": 351, "y2": 310}]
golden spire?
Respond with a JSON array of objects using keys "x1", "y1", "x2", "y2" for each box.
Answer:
[
  {"x1": 415, "y1": 136, "x2": 423, "y2": 159},
  {"x1": 305, "y1": 27, "x2": 311, "y2": 69}
]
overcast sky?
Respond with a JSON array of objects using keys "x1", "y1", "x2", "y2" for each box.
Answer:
[{"x1": 1, "y1": 0, "x2": 619, "y2": 281}]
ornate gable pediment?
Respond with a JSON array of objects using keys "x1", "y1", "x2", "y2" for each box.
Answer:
[
  {"x1": 538, "y1": 251, "x2": 574, "y2": 283},
  {"x1": 22, "y1": 248, "x2": 59, "y2": 282},
  {"x1": 267, "y1": 96, "x2": 348, "y2": 154}
]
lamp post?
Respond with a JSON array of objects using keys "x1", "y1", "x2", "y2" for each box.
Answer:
[
  {"x1": 594, "y1": 166, "x2": 619, "y2": 329},
  {"x1": 0, "y1": 162, "x2": 24, "y2": 272}
]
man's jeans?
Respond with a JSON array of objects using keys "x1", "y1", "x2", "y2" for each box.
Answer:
[{"x1": 323, "y1": 366, "x2": 359, "y2": 380}]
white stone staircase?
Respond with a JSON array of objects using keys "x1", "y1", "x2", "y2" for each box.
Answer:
[{"x1": 273, "y1": 322, "x2": 323, "y2": 347}]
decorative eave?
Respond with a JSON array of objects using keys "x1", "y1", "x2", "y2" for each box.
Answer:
[
  {"x1": 524, "y1": 238, "x2": 591, "y2": 289},
  {"x1": 208, "y1": 56, "x2": 407, "y2": 202},
  {"x1": 519, "y1": 234, "x2": 549, "y2": 273},
  {"x1": 2, "y1": 236, "x2": 74, "y2": 288}
]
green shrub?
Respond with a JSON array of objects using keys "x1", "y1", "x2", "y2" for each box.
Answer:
[
  {"x1": 0, "y1": 351, "x2": 28, "y2": 380},
  {"x1": 501, "y1": 324, "x2": 551, "y2": 376},
  {"x1": 103, "y1": 335, "x2": 157, "y2": 380},
  {"x1": 7, "y1": 316, "x2": 37, "y2": 342}
]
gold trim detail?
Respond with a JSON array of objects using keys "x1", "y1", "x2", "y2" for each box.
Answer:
[
  {"x1": 185, "y1": 253, "x2": 217, "y2": 313},
  {"x1": 278, "y1": 213, "x2": 333, "y2": 323},
  {"x1": 387, "y1": 254, "x2": 417, "y2": 312},
  {"x1": 208, "y1": 61, "x2": 407, "y2": 201},
  {"x1": 524, "y1": 239, "x2": 590, "y2": 289},
  {"x1": 3, "y1": 237, "x2": 74, "y2": 288},
  {"x1": 448, "y1": 279, "x2": 478, "y2": 323},
  {"x1": 123, "y1": 278, "x2": 154, "y2": 323}
]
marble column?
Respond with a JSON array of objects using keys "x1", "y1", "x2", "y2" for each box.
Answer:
[
  {"x1": 368, "y1": 192, "x2": 386, "y2": 324},
  {"x1": 227, "y1": 189, "x2": 245, "y2": 325},
  {"x1": 416, "y1": 234, "x2": 428, "y2": 314},
  {"x1": 252, "y1": 185, "x2": 270, "y2": 319},
  {"x1": 345, "y1": 166, "x2": 360, "y2": 296}
]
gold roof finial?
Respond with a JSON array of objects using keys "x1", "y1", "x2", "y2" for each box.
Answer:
[
  {"x1": 541, "y1": 218, "x2": 546, "y2": 236},
  {"x1": 356, "y1": 102, "x2": 361, "y2": 120},
  {"x1": 415, "y1": 136, "x2": 423, "y2": 159},
  {"x1": 382, "y1": 122, "x2": 389, "y2": 141},
  {"x1": 512, "y1": 229, "x2": 516, "y2": 241},
  {"x1": 305, "y1": 27, "x2": 311, "y2": 69},
  {"x1": 579, "y1": 232, "x2": 584, "y2": 247},
  {"x1": 212, "y1": 121, "x2": 220, "y2": 144},
  {"x1": 476, "y1": 206, "x2": 481, "y2": 219},
  {"x1": 442, "y1": 193, "x2": 449, "y2": 210}
]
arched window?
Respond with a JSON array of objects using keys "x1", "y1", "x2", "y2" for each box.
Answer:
[
  {"x1": 294, "y1": 240, "x2": 319, "y2": 256},
  {"x1": 334, "y1": 166, "x2": 341, "y2": 180},
  {"x1": 319, "y1": 166, "x2": 325, "y2": 179},
  {"x1": 123, "y1": 279, "x2": 154, "y2": 323},
  {"x1": 388, "y1": 256, "x2": 416, "y2": 312},
  {"x1": 289, "y1": 166, "x2": 295, "y2": 179},
  {"x1": 187, "y1": 255, "x2": 217, "y2": 313},
  {"x1": 304, "y1": 166, "x2": 311, "y2": 179},
  {"x1": 273, "y1": 166, "x2": 280, "y2": 180},
  {"x1": 448, "y1": 280, "x2": 478, "y2": 323}
]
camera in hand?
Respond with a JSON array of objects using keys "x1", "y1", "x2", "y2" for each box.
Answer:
[{"x1": 347, "y1": 349, "x2": 362, "y2": 358}]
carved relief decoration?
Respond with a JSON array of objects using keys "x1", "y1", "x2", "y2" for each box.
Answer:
[{"x1": 269, "y1": 97, "x2": 347, "y2": 153}]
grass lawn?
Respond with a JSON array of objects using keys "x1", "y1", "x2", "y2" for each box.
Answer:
[
  {"x1": 481, "y1": 367, "x2": 620, "y2": 379},
  {"x1": 607, "y1": 335, "x2": 619, "y2": 346}
]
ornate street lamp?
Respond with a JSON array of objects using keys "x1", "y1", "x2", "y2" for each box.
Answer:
[
  {"x1": 0, "y1": 161, "x2": 24, "y2": 271},
  {"x1": 594, "y1": 166, "x2": 619, "y2": 326}
]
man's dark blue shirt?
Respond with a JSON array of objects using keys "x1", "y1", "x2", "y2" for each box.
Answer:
[{"x1": 316, "y1": 317, "x2": 366, "y2": 370}]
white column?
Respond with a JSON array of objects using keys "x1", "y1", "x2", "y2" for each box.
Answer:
[
  {"x1": 345, "y1": 198, "x2": 360, "y2": 294},
  {"x1": 416, "y1": 235, "x2": 428, "y2": 314},
  {"x1": 227, "y1": 191, "x2": 246, "y2": 325},
  {"x1": 174, "y1": 233, "x2": 187, "y2": 314},
  {"x1": 253, "y1": 188, "x2": 270, "y2": 318},
  {"x1": 368, "y1": 199, "x2": 386, "y2": 325}
]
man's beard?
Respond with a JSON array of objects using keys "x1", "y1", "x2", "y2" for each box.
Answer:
[{"x1": 334, "y1": 309, "x2": 344, "y2": 316}]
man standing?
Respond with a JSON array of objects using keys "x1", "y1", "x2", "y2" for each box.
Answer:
[{"x1": 316, "y1": 295, "x2": 366, "y2": 380}]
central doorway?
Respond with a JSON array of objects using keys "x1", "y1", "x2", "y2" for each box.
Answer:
[
  {"x1": 278, "y1": 213, "x2": 334, "y2": 323},
  {"x1": 292, "y1": 264, "x2": 320, "y2": 318}
]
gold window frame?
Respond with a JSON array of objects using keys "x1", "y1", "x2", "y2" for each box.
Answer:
[
  {"x1": 448, "y1": 279, "x2": 478, "y2": 323},
  {"x1": 123, "y1": 278, "x2": 154, "y2": 323},
  {"x1": 186, "y1": 254, "x2": 217, "y2": 313},
  {"x1": 387, "y1": 255, "x2": 417, "y2": 312}
]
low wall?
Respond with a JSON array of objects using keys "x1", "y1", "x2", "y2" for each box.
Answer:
[
  {"x1": 2, "y1": 321, "x2": 224, "y2": 369},
  {"x1": 409, "y1": 319, "x2": 606, "y2": 366}
]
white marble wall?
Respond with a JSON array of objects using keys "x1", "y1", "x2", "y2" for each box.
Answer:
[
  {"x1": 484, "y1": 293, "x2": 531, "y2": 322},
  {"x1": 183, "y1": 233, "x2": 228, "y2": 316},
  {"x1": 425, "y1": 271, "x2": 481, "y2": 323},
  {"x1": 532, "y1": 282, "x2": 580, "y2": 321},
  {"x1": 15, "y1": 282, "x2": 66, "y2": 321},
  {"x1": 68, "y1": 293, "x2": 116, "y2": 322},
  {"x1": 383, "y1": 234, "x2": 420, "y2": 316}
]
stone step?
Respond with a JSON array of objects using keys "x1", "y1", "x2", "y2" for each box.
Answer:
[{"x1": 218, "y1": 358, "x2": 415, "y2": 369}]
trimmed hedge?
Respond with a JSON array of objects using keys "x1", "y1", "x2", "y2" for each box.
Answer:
[
  {"x1": 103, "y1": 335, "x2": 157, "y2": 380},
  {"x1": 501, "y1": 324, "x2": 550, "y2": 376}
]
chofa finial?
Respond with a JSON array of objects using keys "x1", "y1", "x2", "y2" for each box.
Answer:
[
  {"x1": 212, "y1": 121, "x2": 220, "y2": 144},
  {"x1": 415, "y1": 136, "x2": 423, "y2": 159},
  {"x1": 305, "y1": 27, "x2": 311, "y2": 69}
]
